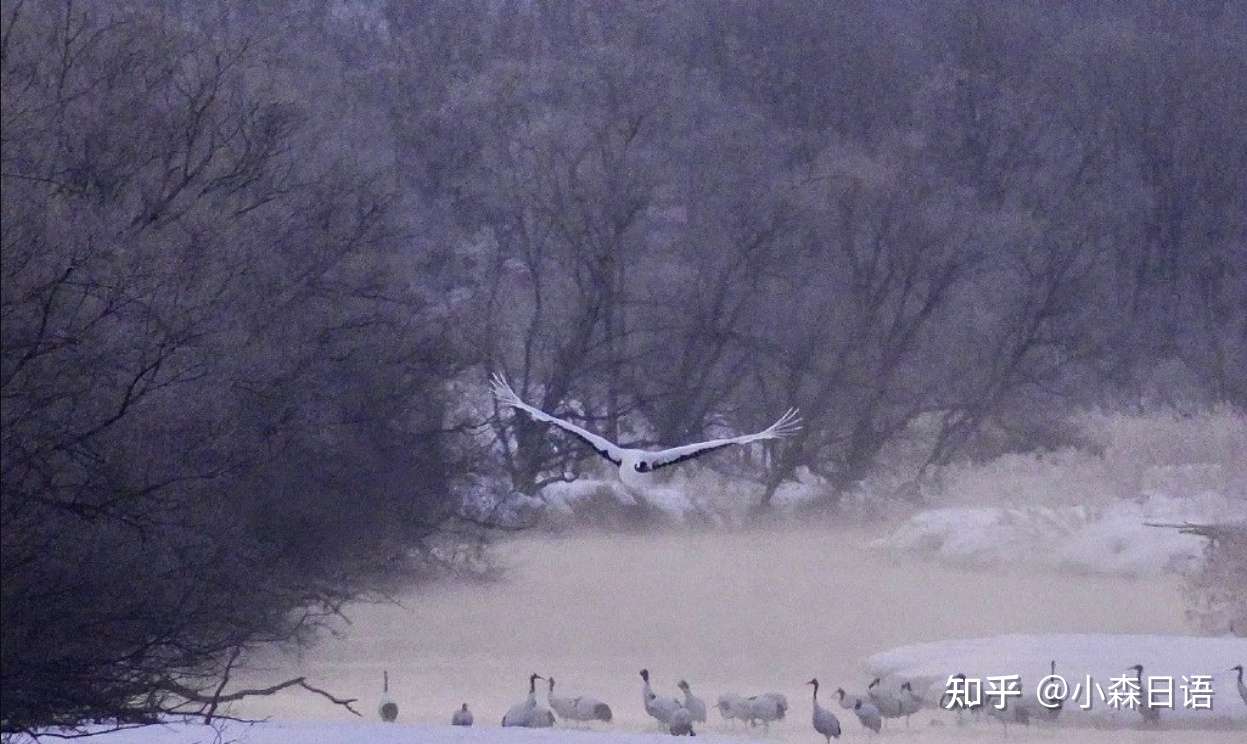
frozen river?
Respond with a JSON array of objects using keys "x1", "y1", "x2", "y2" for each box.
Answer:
[{"x1": 222, "y1": 525, "x2": 1242, "y2": 742}]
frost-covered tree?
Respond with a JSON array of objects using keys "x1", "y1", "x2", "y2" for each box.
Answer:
[{"x1": 1166, "y1": 524, "x2": 1247, "y2": 634}]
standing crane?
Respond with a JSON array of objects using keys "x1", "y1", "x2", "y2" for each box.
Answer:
[
  {"x1": 807, "y1": 678, "x2": 842, "y2": 742},
  {"x1": 676, "y1": 680, "x2": 706, "y2": 724},
  {"x1": 503, "y1": 673, "x2": 554, "y2": 727},
  {"x1": 378, "y1": 671, "x2": 398, "y2": 723},
  {"x1": 639, "y1": 669, "x2": 682, "y2": 728}
]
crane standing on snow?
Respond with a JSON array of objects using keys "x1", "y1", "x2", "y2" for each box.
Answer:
[
  {"x1": 807, "y1": 678, "x2": 842, "y2": 742},
  {"x1": 639, "y1": 669, "x2": 683, "y2": 728},
  {"x1": 867, "y1": 678, "x2": 904, "y2": 725},
  {"x1": 451, "y1": 703, "x2": 473, "y2": 726},
  {"x1": 547, "y1": 676, "x2": 613, "y2": 725},
  {"x1": 503, "y1": 673, "x2": 555, "y2": 727},
  {"x1": 378, "y1": 670, "x2": 398, "y2": 722},
  {"x1": 834, "y1": 687, "x2": 860, "y2": 712},
  {"x1": 853, "y1": 698, "x2": 882, "y2": 733},
  {"x1": 676, "y1": 680, "x2": 706, "y2": 724},
  {"x1": 898, "y1": 681, "x2": 924, "y2": 726},
  {"x1": 668, "y1": 705, "x2": 696, "y2": 736},
  {"x1": 1129, "y1": 664, "x2": 1161, "y2": 726},
  {"x1": 746, "y1": 692, "x2": 787, "y2": 729},
  {"x1": 716, "y1": 692, "x2": 750, "y2": 725}
]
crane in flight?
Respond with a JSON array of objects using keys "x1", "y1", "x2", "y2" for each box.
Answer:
[{"x1": 490, "y1": 373, "x2": 800, "y2": 491}]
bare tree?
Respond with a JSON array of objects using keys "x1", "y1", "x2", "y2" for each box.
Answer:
[{"x1": 1, "y1": 2, "x2": 474, "y2": 734}]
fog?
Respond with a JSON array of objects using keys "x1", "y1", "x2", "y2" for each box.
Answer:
[
  {"x1": 4, "y1": 1, "x2": 1244, "y2": 737},
  {"x1": 233, "y1": 525, "x2": 1205, "y2": 740}
]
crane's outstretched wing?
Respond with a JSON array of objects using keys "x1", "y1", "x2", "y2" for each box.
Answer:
[
  {"x1": 490, "y1": 373, "x2": 624, "y2": 466},
  {"x1": 648, "y1": 407, "x2": 801, "y2": 471}
]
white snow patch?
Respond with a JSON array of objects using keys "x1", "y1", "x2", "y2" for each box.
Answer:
[
  {"x1": 866, "y1": 633, "x2": 1247, "y2": 727},
  {"x1": 517, "y1": 448, "x2": 844, "y2": 527},
  {"x1": 540, "y1": 477, "x2": 706, "y2": 521},
  {"x1": 538, "y1": 470, "x2": 798, "y2": 525},
  {"x1": 765, "y1": 467, "x2": 827, "y2": 509},
  {"x1": 873, "y1": 491, "x2": 1247, "y2": 576}
]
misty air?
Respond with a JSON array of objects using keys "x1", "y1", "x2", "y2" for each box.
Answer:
[{"x1": 1, "y1": 2, "x2": 1245, "y2": 744}]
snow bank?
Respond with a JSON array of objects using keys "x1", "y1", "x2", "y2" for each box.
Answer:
[
  {"x1": 873, "y1": 491, "x2": 1247, "y2": 576},
  {"x1": 918, "y1": 408, "x2": 1247, "y2": 508},
  {"x1": 866, "y1": 633, "x2": 1247, "y2": 727},
  {"x1": 531, "y1": 467, "x2": 829, "y2": 527},
  {"x1": 83, "y1": 720, "x2": 764, "y2": 744}
]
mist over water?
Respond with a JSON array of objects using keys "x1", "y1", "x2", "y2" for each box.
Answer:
[
  {"x1": 5, "y1": 3, "x2": 1245, "y2": 739},
  {"x1": 234, "y1": 525, "x2": 1195, "y2": 740}
]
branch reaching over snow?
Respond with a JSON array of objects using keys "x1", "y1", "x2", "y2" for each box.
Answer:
[
  {"x1": 160, "y1": 675, "x2": 362, "y2": 719},
  {"x1": 1145, "y1": 520, "x2": 1247, "y2": 541}
]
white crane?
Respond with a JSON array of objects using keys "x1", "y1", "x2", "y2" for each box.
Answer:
[
  {"x1": 1129, "y1": 664, "x2": 1160, "y2": 726},
  {"x1": 503, "y1": 673, "x2": 555, "y2": 727},
  {"x1": 746, "y1": 692, "x2": 787, "y2": 729},
  {"x1": 676, "y1": 680, "x2": 706, "y2": 723},
  {"x1": 546, "y1": 676, "x2": 577, "y2": 723},
  {"x1": 531, "y1": 707, "x2": 556, "y2": 727},
  {"x1": 639, "y1": 669, "x2": 683, "y2": 727},
  {"x1": 668, "y1": 705, "x2": 696, "y2": 736},
  {"x1": 984, "y1": 675, "x2": 1027, "y2": 734},
  {"x1": 547, "y1": 676, "x2": 612, "y2": 725},
  {"x1": 491, "y1": 373, "x2": 800, "y2": 491},
  {"x1": 807, "y1": 678, "x2": 842, "y2": 742},
  {"x1": 451, "y1": 703, "x2": 473, "y2": 726},
  {"x1": 378, "y1": 670, "x2": 398, "y2": 723},
  {"x1": 866, "y1": 678, "x2": 904, "y2": 725},
  {"x1": 853, "y1": 698, "x2": 882, "y2": 733},
  {"x1": 716, "y1": 692, "x2": 750, "y2": 725},
  {"x1": 833, "y1": 687, "x2": 859, "y2": 711},
  {"x1": 941, "y1": 672, "x2": 981, "y2": 725},
  {"x1": 898, "y1": 681, "x2": 923, "y2": 726}
]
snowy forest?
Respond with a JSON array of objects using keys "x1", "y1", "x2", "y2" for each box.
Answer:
[{"x1": 1, "y1": 0, "x2": 1245, "y2": 740}]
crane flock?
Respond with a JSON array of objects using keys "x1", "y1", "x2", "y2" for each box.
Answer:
[
  {"x1": 354, "y1": 376, "x2": 1245, "y2": 737},
  {"x1": 373, "y1": 660, "x2": 1246, "y2": 736}
]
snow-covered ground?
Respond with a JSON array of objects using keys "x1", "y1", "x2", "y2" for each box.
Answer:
[
  {"x1": 70, "y1": 715, "x2": 1247, "y2": 744},
  {"x1": 117, "y1": 529, "x2": 1226, "y2": 740},
  {"x1": 79, "y1": 720, "x2": 762, "y2": 744},
  {"x1": 867, "y1": 632, "x2": 1247, "y2": 727},
  {"x1": 480, "y1": 465, "x2": 870, "y2": 529},
  {"x1": 45, "y1": 529, "x2": 1247, "y2": 744},
  {"x1": 873, "y1": 491, "x2": 1247, "y2": 577}
]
